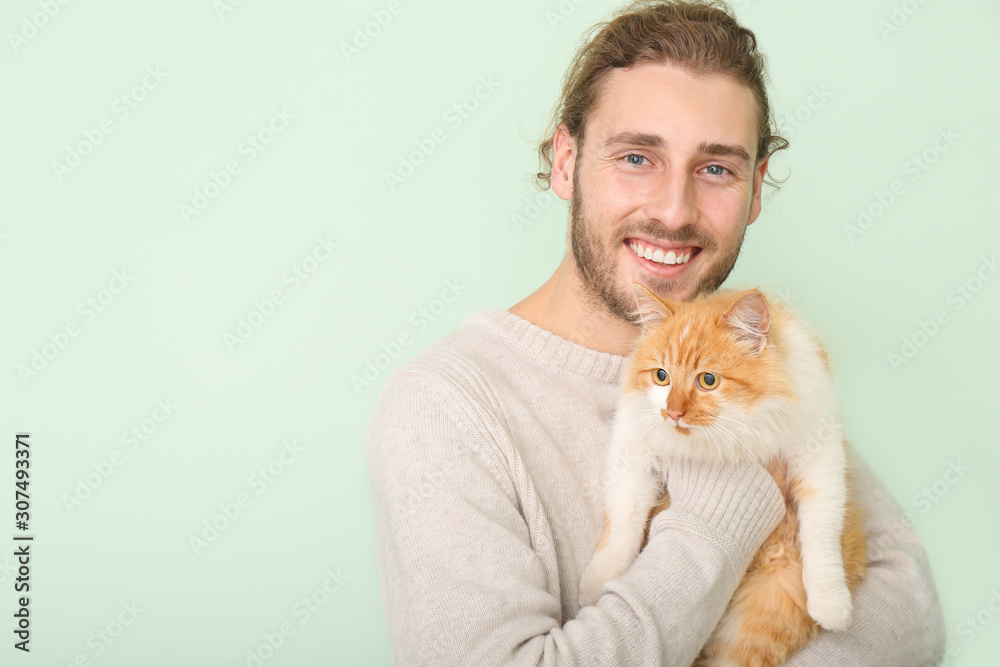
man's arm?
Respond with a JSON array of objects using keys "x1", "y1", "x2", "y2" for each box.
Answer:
[
  {"x1": 784, "y1": 446, "x2": 947, "y2": 666},
  {"x1": 366, "y1": 371, "x2": 785, "y2": 666}
]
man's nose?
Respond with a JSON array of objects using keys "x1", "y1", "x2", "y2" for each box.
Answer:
[{"x1": 645, "y1": 169, "x2": 698, "y2": 231}]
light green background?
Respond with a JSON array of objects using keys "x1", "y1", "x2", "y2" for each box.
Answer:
[{"x1": 2, "y1": 0, "x2": 998, "y2": 664}]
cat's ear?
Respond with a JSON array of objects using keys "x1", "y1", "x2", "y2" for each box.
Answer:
[
  {"x1": 630, "y1": 282, "x2": 674, "y2": 330},
  {"x1": 720, "y1": 289, "x2": 770, "y2": 355}
]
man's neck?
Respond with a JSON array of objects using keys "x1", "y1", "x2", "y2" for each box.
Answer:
[{"x1": 507, "y1": 256, "x2": 640, "y2": 357}]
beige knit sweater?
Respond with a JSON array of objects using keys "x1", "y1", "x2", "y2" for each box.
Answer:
[{"x1": 366, "y1": 309, "x2": 946, "y2": 666}]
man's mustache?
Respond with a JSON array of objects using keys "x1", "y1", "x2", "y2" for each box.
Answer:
[{"x1": 613, "y1": 222, "x2": 718, "y2": 251}]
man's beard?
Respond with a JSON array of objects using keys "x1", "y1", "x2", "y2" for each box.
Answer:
[{"x1": 568, "y1": 167, "x2": 748, "y2": 326}]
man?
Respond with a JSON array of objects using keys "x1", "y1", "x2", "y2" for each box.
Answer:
[{"x1": 367, "y1": 1, "x2": 946, "y2": 664}]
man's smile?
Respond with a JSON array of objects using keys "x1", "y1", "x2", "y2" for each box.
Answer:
[{"x1": 623, "y1": 237, "x2": 703, "y2": 278}]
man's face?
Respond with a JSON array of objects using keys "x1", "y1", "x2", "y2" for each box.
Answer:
[{"x1": 551, "y1": 60, "x2": 769, "y2": 324}]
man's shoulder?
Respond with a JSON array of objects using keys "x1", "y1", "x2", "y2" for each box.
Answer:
[
  {"x1": 365, "y1": 309, "x2": 521, "y2": 470},
  {"x1": 394, "y1": 309, "x2": 508, "y2": 383},
  {"x1": 369, "y1": 309, "x2": 516, "y2": 422}
]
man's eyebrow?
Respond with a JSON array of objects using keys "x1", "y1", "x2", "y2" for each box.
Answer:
[
  {"x1": 603, "y1": 133, "x2": 752, "y2": 167},
  {"x1": 603, "y1": 131, "x2": 664, "y2": 149},
  {"x1": 697, "y1": 141, "x2": 751, "y2": 166}
]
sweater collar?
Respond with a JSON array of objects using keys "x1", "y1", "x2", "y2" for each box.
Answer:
[{"x1": 462, "y1": 309, "x2": 628, "y2": 384}]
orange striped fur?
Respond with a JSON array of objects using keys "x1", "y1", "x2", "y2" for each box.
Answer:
[
  {"x1": 612, "y1": 285, "x2": 868, "y2": 666},
  {"x1": 643, "y1": 460, "x2": 867, "y2": 666}
]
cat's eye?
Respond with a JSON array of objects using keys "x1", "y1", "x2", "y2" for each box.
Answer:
[
  {"x1": 652, "y1": 368, "x2": 670, "y2": 386},
  {"x1": 697, "y1": 372, "x2": 719, "y2": 390}
]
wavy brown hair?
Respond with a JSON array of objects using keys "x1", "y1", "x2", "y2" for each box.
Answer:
[{"x1": 535, "y1": 0, "x2": 788, "y2": 190}]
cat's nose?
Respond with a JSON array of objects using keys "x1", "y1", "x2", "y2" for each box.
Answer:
[{"x1": 666, "y1": 408, "x2": 684, "y2": 423}]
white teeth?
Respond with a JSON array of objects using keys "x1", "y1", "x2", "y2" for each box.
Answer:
[{"x1": 629, "y1": 241, "x2": 693, "y2": 266}]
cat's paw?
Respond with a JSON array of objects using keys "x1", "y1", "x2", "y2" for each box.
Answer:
[
  {"x1": 577, "y1": 573, "x2": 602, "y2": 608},
  {"x1": 806, "y1": 583, "x2": 853, "y2": 632},
  {"x1": 578, "y1": 562, "x2": 608, "y2": 607},
  {"x1": 578, "y1": 555, "x2": 620, "y2": 607}
]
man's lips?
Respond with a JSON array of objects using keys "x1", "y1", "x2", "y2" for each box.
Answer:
[{"x1": 624, "y1": 238, "x2": 701, "y2": 276}]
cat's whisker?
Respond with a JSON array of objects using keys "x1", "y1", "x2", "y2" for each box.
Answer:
[
  {"x1": 715, "y1": 413, "x2": 752, "y2": 430},
  {"x1": 711, "y1": 421, "x2": 764, "y2": 470},
  {"x1": 716, "y1": 414, "x2": 763, "y2": 441},
  {"x1": 726, "y1": 436, "x2": 762, "y2": 468},
  {"x1": 704, "y1": 428, "x2": 724, "y2": 460},
  {"x1": 716, "y1": 415, "x2": 768, "y2": 457},
  {"x1": 707, "y1": 427, "x2": 735, "y2": 461},
  {"x1": 724, "y1": 438, "x2": 736, "y2": 459},
  {"x1": 638, "y1": 418, "x2": 660, "y2": 443}
]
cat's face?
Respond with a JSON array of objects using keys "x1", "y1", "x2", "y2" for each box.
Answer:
[{"x1": 623, "y1": 283, "x2": 795, "y2": 460}]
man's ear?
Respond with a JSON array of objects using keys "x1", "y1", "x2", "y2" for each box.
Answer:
[
  {"x1": 747, "y1": 153, "x2": 770, "y2": 226},
  {"x1": 551, "y1": 122, "x2": 576, "y2": 201}
]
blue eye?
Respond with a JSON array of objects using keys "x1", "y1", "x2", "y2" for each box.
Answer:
[
  {"x1": 704, "y1": 164, "x2": 728, "y2": 176},
  {"x1": 625, "y1": 154, "x2": 647, "y2": 166}
]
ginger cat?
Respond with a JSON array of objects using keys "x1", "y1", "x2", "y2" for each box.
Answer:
[{"x1": 579, "y1": 284, "x2": 866, "y2": 667}]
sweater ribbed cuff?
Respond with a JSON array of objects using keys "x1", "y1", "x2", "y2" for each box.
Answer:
[{"x1": 651, "y1": 459, "x2": 786, "y2": 576}]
